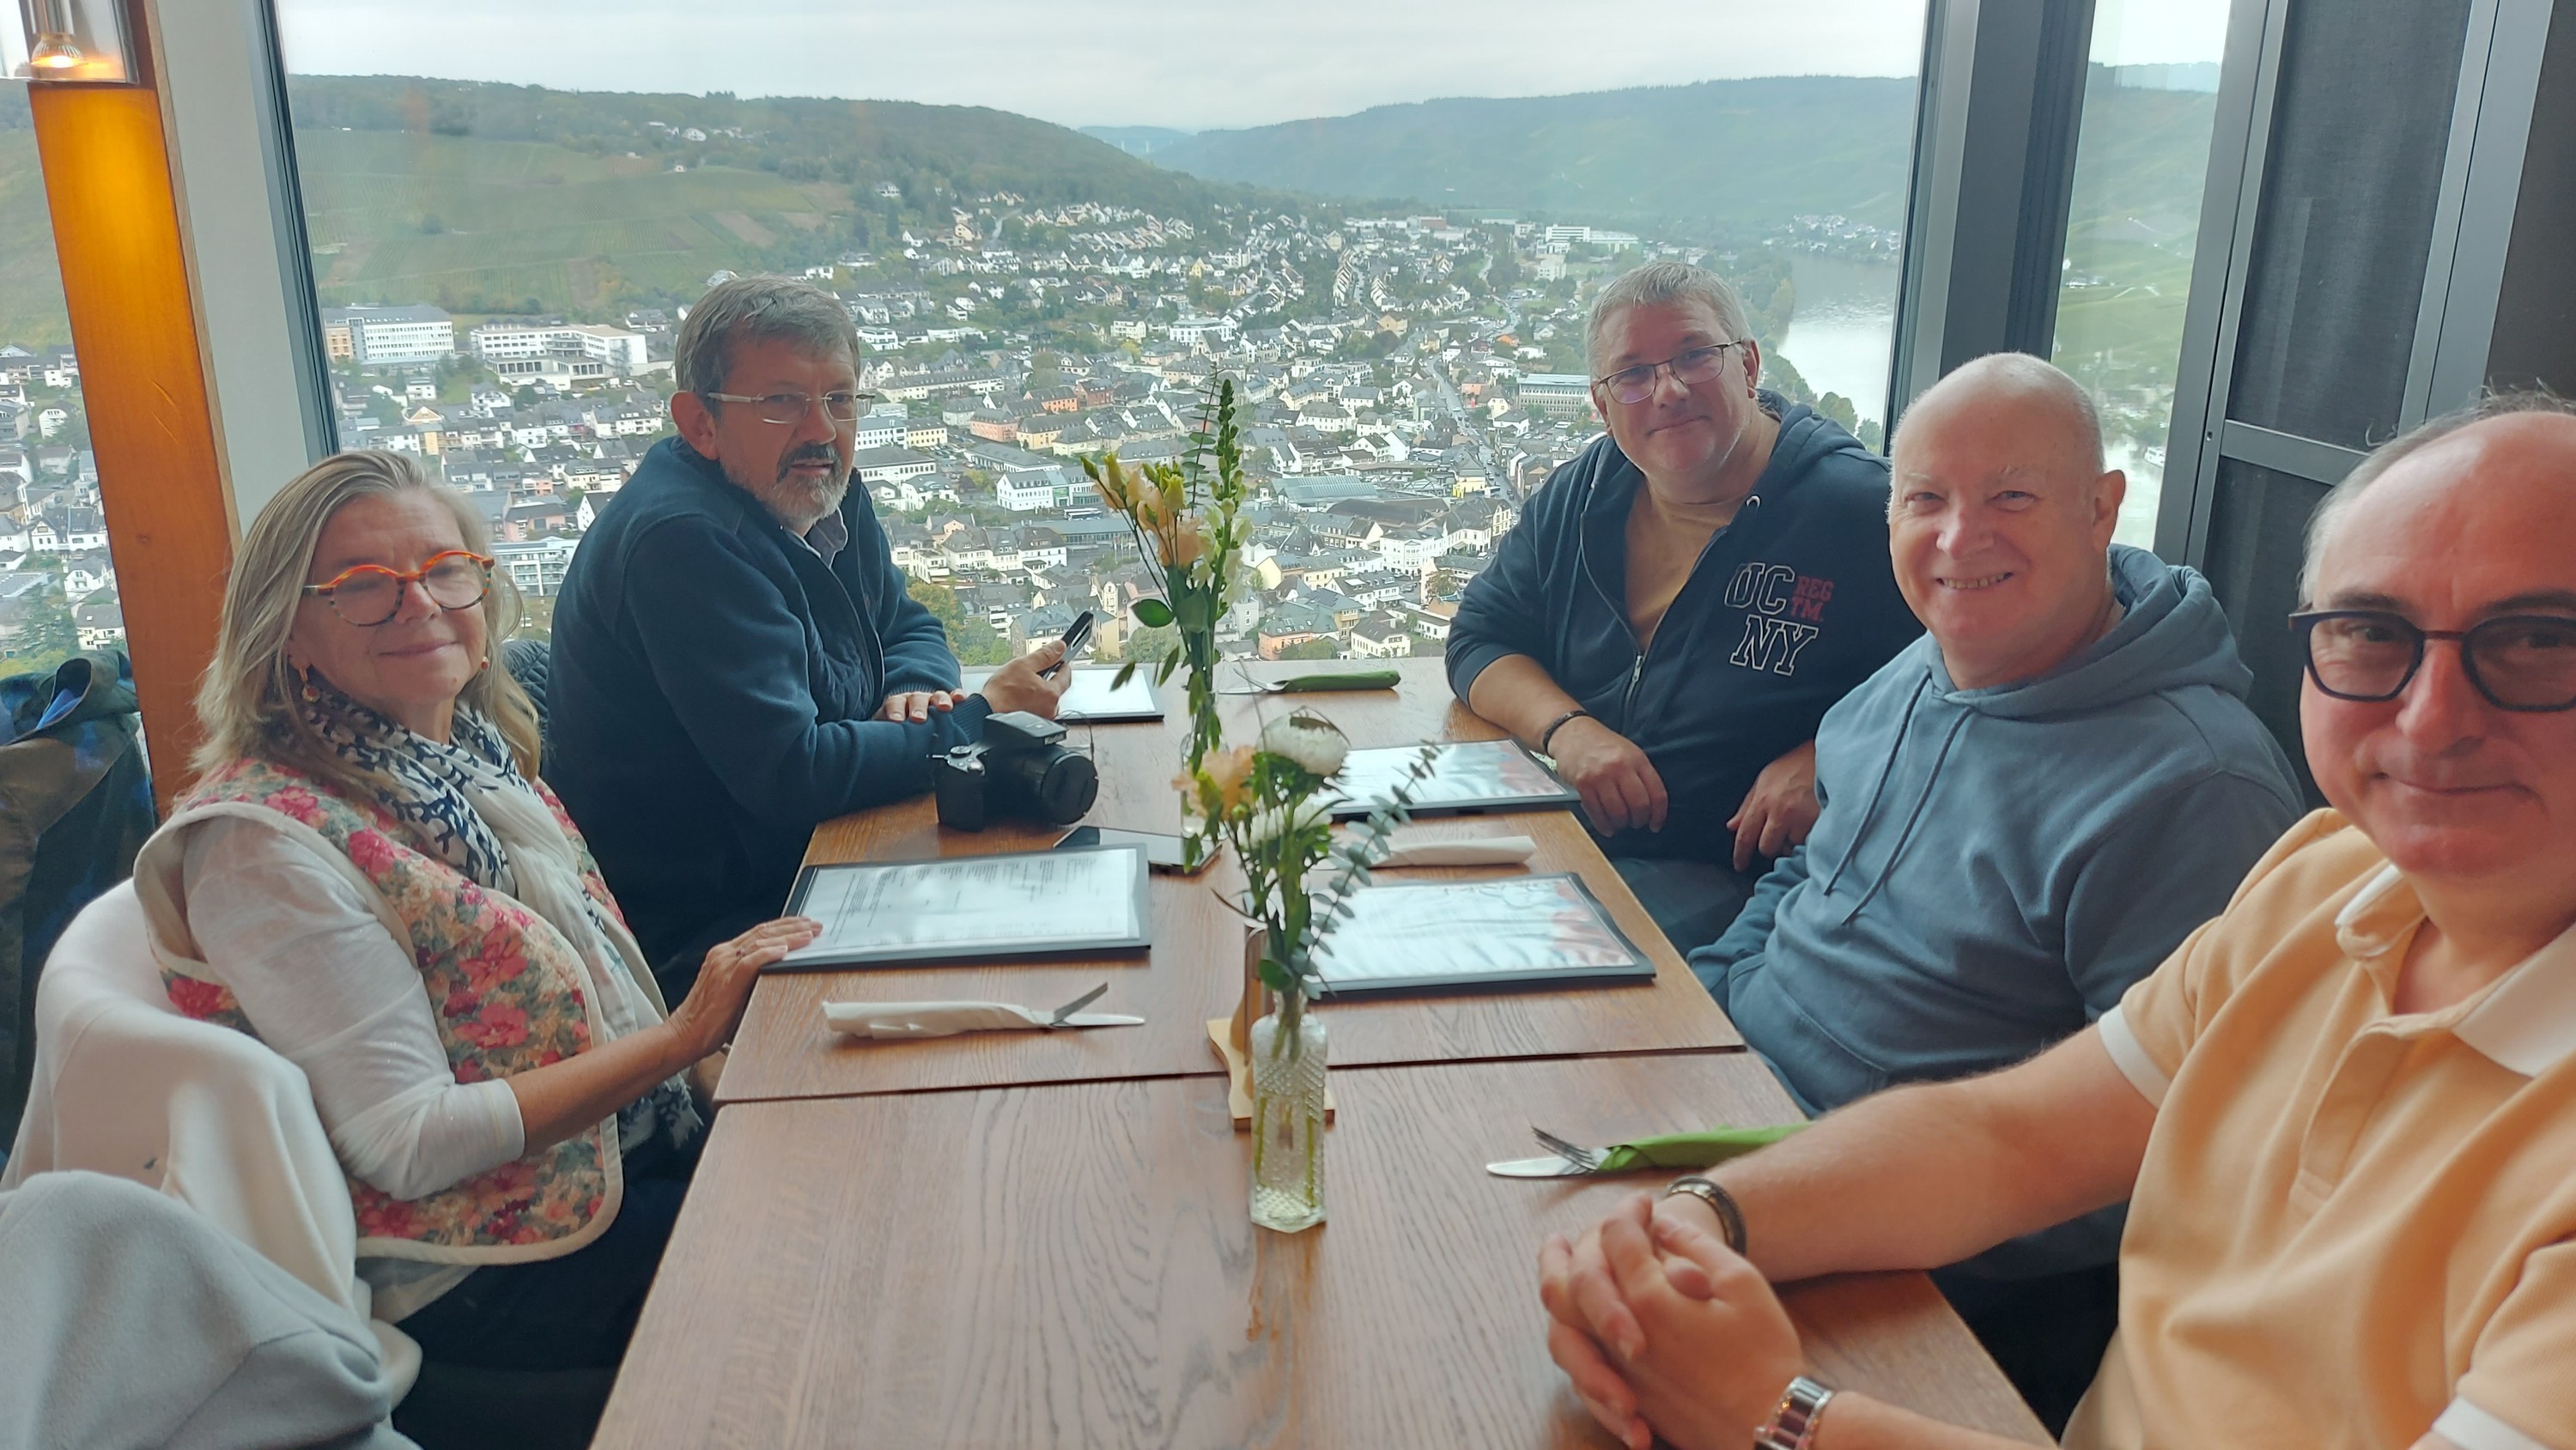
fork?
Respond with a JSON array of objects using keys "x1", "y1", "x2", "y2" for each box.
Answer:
[
  {"x1": 1042, "y1": 982, "x2": 1110, "y2": 1029},
  {"x1": 1532, "y1": 1125, "x2": 1602, "y2": 1174}
]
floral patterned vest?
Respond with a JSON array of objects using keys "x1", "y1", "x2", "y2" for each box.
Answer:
[{"x1": 139, "y1": 756, "x2": 623, "y2": 1264}]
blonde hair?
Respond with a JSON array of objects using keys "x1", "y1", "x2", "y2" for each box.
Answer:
[{"x1": 195, "y1": 450, "x2": 542, "y2": 798}]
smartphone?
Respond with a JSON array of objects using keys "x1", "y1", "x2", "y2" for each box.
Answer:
[
  {"x1": 1055, "y1": 824, "x2": 1191, "y2": 872},
  {"x1": 1042, "y1": 610, "x2": 1097, "y2": 678}
]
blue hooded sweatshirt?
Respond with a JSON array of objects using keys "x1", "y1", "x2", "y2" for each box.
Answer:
[
  {"x1": 1446, "y1": 395, "x2": 1922, "y2": 863},
  {"x1": 1692, "y1": 544, "x2": 2303, "y2": 1277}
]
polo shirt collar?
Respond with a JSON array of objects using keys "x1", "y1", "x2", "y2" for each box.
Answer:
[{"x1": 2336, "y1": 862, "x2": 2576, "y2": 1077}]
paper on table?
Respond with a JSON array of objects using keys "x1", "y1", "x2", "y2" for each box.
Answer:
[
  {"x1": 1309, "y1": 874, "x2": 1648, "y2": 994},
  {"x1": 822, "y1": 999, "x2": 1147, "y2": 1039},
  {"x1": 781, "y1": 848, "x2": 1145, "y2": 967},
  {"x1": 1327, "y1": 740, "x2": 1577, "y2": 818},
  {"x1": 962, "y1": 666, "x2": 1162, "y2": 722},
  {"x1": 1372, "y1": 834, "x2": 1535, "y2": 868}
]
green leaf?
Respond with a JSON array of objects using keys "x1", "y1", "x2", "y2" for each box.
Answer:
[
  {"x1": 1132, "y1": 598, "x2": 1174, "y2": 628},
  {"x1": 1112, "y1": 660, "x2": 1139, "y2": 689}
]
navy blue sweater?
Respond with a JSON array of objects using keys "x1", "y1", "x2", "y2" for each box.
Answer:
[
  {"x1": 1447, "y1": 397, "x2": 1921, "y2": 863},
  {"x1": 549, "y1": 438, "x2": 988, "y2": 976}
]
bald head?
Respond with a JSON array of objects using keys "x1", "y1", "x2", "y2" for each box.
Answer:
[
  {"x1": 1884, "y1": 352, "x2": 2125, "y2": 689},
  {"x1": 2301, "y1": 391, "x2": 2576, "y2": 603},
  {"x1": 1896, "y1": 352, "x2": 2105, "y2": 480}
]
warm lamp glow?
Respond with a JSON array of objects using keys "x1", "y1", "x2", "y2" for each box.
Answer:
[
  {"x1": 15, "y1": 0, "x2": 131, "y2": 83},
  {"x1": 27, "y1": 33, "x2": 84, "y2": 70}
]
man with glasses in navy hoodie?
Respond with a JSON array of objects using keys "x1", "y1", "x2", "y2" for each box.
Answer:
[{"x1": 1449, "y1": 262, "x2": 1922, "y2": 951}]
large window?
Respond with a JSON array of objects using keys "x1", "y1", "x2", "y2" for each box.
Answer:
[
  {"x1": 2051, "y1": 0, "x2": 2233, "y2": 548},
  {"x1": 270, "y1": 0, "x2": 1926, "y2": 663},
  {"x1": 0, "y1": 87, "x2": 109, "y2": 672}
]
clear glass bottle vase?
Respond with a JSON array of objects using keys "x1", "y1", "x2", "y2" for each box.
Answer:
[{"x1": 1248, "y1": 1004, "x2": 1328, "y2": 1233}]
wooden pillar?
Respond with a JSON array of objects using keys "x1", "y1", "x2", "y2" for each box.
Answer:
[{"x1": 29, "y1": 49, "x2": 240, "y2": 811}]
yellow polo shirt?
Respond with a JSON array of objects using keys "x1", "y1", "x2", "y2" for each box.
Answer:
[{"x1": 2069, "y1": 810, "x2": 2576, "y2": 1450}]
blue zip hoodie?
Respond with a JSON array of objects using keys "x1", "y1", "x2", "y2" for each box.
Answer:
[
  {"x1": 1692, "y1": 544, "x2": 2303, "y2": 1277},
  {"x1": 1446, "y1": 395, "x2": 1922, "y2": 862}
]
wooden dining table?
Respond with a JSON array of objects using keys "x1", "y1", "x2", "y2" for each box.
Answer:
[
  {"x1": 597, "y1": 658, "x2": 2051, "y2": 1447},
  {"x1": 714, "y1": 658, "x2": 1738, "y2": 1106}
]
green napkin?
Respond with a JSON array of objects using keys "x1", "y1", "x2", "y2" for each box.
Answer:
[
  {"x1": 1593, "y1": 1124, "x2": 1807, "y2": 1173},
  {"x1": 1274, "y1": 670, "x2": 1401, "y2": 692}
]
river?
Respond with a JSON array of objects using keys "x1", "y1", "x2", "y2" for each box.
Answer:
[{"x1": 1771, "y1": 256, "x2": 1900, "y2": 432}]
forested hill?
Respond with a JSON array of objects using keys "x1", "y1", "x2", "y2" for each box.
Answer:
[
  {"x1": 284, "y1": 76, "x2": 1262, "y2": 224},
  {"x1": 1147, "y1": 76, "x2": 1922, "y2": 238}
]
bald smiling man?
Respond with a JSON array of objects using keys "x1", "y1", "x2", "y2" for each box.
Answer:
[{"x1": 1685, "y1": 353, "x2": 2302, "y2": 1423}]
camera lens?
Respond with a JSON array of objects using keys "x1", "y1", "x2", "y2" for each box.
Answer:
[{"x1": 1032, "y1": 750, "x2": 1097, "y2": 824}]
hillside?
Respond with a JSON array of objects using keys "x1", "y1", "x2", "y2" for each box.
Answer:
[
  {"x1": 276, "y1": 76, "x2": 1297, "y2": 317},
  {"x1": 288, "y1": 76, "x2": 1258, "y2": 224},
  {"x1": 1145, "y1": 77, "x2": 1923, "y2": 239},
  {"x1": 0, "y1": 92, "x2": 71, "y2": 349}
]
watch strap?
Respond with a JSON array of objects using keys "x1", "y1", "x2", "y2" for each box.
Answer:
[
  {"x1": 1660, "y1": 1176, "x2": 1747, "y2": 1257},
  {"x1": 1753, "y1": 1374, "x2": 1837, "y2": 1450}
]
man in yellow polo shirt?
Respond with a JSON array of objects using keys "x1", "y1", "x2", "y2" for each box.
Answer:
[{"x1": 1535, "y1": 391, "x2": 2576, "y2": 1450}]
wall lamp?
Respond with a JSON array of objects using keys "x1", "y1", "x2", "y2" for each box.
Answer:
[{"x1": 8, "y1": 0, "x2": 136, "y2": 83}]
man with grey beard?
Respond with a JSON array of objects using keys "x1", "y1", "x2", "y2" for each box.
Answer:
[{"x1": 550, "y1": 276, "x2": 1066, "y2": 995}]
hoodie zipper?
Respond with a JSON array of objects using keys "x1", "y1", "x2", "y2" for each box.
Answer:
[{"x1": 1589, "y1": 494, "x2": 1763, "y2": 732}]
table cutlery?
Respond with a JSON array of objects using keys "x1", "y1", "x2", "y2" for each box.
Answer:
[{"x1": 1484, "y1": 1123, "x2": 1806, "y2": 1178}]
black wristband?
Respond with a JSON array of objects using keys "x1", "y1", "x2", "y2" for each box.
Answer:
[{"x1": 1536, "y1": 707, "x2": 1591, "y2": 755}]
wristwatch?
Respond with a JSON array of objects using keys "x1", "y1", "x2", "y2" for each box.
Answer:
[
  {"x1": 1753, "y1": 1374, "x2": 1837, "y2": 1450},
  {"x1": 1661, "y1": 1175, "x2": 1747, "y2": 1256}
]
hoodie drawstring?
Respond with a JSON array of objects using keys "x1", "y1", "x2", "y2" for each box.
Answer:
[
  {"x1": 1836, "y1": 705, "x2": 1971, "y2": 925},
  {"x1": 1821, "y1": 674, "x2": 1928, "y2": 899}
]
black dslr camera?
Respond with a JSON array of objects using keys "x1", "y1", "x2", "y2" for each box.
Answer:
[{"x1": 931, "y1": 711, "x2": 1098, "y2": 831}]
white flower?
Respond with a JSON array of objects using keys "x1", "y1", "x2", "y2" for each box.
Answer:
[
  {"x1": 1245, "y1": 795, "x2": 1334, "y2": 847},
  {"x1": 1259, "y1": 714, "x2": 1348, "y2": 778}
]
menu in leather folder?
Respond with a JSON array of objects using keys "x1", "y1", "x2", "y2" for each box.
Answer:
[{"x1": 774, "y1": 845, "x2": 1151, "y2": 969}]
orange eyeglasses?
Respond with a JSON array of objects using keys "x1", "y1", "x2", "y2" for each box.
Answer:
[{"x1": 301, "y1": 550, "x2": 495, "y2": 627}]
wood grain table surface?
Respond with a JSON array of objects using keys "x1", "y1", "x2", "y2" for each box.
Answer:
[
  {"x1": 598, "y1": 1051, "x2": 2046, "y2": 1448},
  {"x1": 715, "y1": 659, "x2": 1741, "y2": 1105}
]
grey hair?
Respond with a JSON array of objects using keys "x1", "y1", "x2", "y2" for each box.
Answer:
[
  {"x1": 1585, "y1": 262, "x2": 1754, "y2": 377},
  {"x1": 675, "y1": 275, "x2": 860, "y2": 405},
  {"x1": 196, "y1": 451, "x2": 539, "y2": 798},
  {"x1": 2299, "y1": 388, "x2": 2576, "y2": 603}
]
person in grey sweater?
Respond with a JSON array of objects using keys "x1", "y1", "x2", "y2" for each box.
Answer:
[
  {"x1": 0, "y1": 1170, "x2": 413, "y2": 1449},
  {"x1": 1687, "y1": 353, "x2": 2303, "y2": 1428}
]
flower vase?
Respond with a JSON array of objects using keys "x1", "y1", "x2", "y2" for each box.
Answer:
[{"x1": 1249, "y1": 1003, "x2": 1328, "y2": 1233}]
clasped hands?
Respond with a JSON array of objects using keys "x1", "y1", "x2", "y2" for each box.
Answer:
[
  {"x1": 1553, "y1": 721, "x2": 1818, "y2": 871},
  {"x1": 1539, "y1": 1191, "x2": 1807, "y2": 1450}
]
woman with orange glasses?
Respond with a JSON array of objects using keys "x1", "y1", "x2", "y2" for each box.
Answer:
[{"x1": 125, "y1": 451, "x2": 815, "y2": 1407}]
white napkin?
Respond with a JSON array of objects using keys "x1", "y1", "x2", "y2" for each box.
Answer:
[
  {"x1": 822, "y1": 999, "x2": 1146, "y2": 1039},
  {"x1": 1372, "y1": 834, "x2": 1537, "y2": 868}
]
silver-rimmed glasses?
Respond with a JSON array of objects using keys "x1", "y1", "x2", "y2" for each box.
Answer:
[
  {"x1": 1590, "y1": 340, "x2": 1745, "y2": 406},
  {"x1": 700, "y1": 390, "x2": 876, "y2": 426}
]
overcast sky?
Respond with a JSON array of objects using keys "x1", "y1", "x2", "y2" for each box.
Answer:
[{"x1": 278, "y1": 0, "x2": 2227, "y2": 132}]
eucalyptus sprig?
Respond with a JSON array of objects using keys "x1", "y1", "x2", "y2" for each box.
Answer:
[{"x1": 1188, "y1": 713, "x2": 1439, "y2": 1032}]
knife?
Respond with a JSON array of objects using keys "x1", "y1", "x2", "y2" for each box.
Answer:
[
  {"x1": 1221, "y1": 669, "x2": 1403, "y2": 695},
  {"x1": 1485, "y1": 1125, "x2": 1805, "y2": 1178}
]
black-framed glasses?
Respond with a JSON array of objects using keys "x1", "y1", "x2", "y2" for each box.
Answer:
[
  {"x1": 700, "y1": 390, "x2": 874, "y2": 427},
  {"x1": 2289, "y1": 610, "x2": 2576, "y2": 712},
  {"x1": 1590, "y1": 341, "x2": 1744, "y2": 406},
  {"x1": 302, "y1": 550, "x2": 494, "y2": 628}
]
